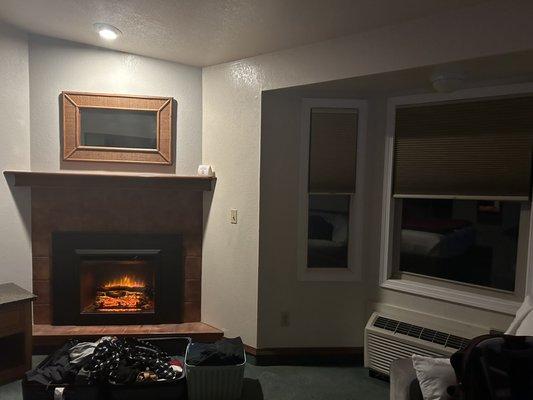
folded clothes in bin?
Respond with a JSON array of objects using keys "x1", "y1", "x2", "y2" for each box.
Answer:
[{"x1": 186, "y1": 337, "x2": 245, "y2": 366}]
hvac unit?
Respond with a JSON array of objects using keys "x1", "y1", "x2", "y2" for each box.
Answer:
[{"x1": 365, "y1": 310, "x2": 488, "y2": 376}]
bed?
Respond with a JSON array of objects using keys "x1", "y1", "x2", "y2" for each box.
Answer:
[
  {"x1": 307, "y1": 211, "x2": 348, "y2": 268},
  {"x1": 399, "y1": 218, "x2": 492, "y2": 285}
]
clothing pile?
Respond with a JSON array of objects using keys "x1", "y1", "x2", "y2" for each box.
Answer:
[{"x1": 26, "y1": 337, "x2": 184, "y2": 386}]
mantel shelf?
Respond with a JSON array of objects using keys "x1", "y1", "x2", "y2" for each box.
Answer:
[{"x1": 3, "y1": 170, "x2": 216, "y2": 191}]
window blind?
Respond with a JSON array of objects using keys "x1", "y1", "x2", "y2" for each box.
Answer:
[
  {"x1": 393, "y1": 96, "x2": 533, "y2": 200},
  {"x1": 309, "y1": 109, "x2": 358, "y2": 193}
]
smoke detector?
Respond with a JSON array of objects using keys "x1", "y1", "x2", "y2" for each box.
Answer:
[{"x1": 430, "y1": 71, "x2": 466, "y2": 93}]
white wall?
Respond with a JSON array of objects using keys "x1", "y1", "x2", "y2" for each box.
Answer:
[
  {"x1": 29, "y1": 35, "x2": 202, "y2": 174},
  {"x1": 202, "y1": 0, "x2": 533, "y2": 348},
  {"x1": 0, "y1": 22, "x2": 32, "y2": 290}
]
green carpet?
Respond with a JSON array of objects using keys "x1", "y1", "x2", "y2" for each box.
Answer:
[
  {"x1": 243, "y1": 364, "x2": 389, "y2": 400},
  {"x1": 1, "y1": 357, "x2": 389, "y2": 400}
]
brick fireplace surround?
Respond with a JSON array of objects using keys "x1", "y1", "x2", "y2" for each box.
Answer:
[{"x1": 31, "y1": 185, "x2": 202, "y2": 325}]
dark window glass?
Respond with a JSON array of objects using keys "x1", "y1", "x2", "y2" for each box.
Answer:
[
  {"x1": 399, "y1": 198, "x2": 520, "y2": 291},
  {"x1": 308, "y1": 194, "x2": 350, "y2": 268}
]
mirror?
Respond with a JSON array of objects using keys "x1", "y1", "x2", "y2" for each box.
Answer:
[
  {"x1": 80, "y1": 108, "x2": 157, "y2": 149},
  {"x1": 62, "y1": 92, "x2": 173, "y2": 165}
]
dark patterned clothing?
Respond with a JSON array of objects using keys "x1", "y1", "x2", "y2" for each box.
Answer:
[{"x1": 81, "y1": 337, "x2": 178, "y2": 384}]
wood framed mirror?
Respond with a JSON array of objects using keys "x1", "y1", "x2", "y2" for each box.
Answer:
[{"x1": 62, "y1": 92, "x2": 174, "y2": 164}]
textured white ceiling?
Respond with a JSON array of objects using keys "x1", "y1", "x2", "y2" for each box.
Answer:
[{"x1": 0, "y1": 0, "x2": 487, "y2": 67}]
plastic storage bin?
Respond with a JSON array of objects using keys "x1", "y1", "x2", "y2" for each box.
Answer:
[{"x1": 185, "y1": 343, "x2": 246, "y2": 400}]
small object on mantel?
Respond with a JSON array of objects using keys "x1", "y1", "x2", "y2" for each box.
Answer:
[
  {"x1": 197, "y1": 164, "x2": 214, "y2": 177},
  {"x1": 0, "y1": 283, "x2": 36, "y2": 385}
]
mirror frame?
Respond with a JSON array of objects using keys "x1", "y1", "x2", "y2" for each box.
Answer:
[{"x1": 62, "y1": 91, "x2": 173, "y2": 164}]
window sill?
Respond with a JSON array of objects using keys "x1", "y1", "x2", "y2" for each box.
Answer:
[{"x1": 380, "y1": 277, "x2": 521, "y2": 315}]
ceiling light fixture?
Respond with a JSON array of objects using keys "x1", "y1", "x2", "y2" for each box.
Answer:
[
  {"x1": 430, "y1": 71, "x2": 466, "y2": 93},
  {"x1": 93, "y1": 23, "x2": 121, "y2": 41}
]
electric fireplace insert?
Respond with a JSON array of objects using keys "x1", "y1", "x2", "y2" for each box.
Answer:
[
  {"x1": 52, "y1": 232, "x2": 182, "y2": 325},
  {"x1": 79, "y1": 253, "x2": 156, "y2": 314}
]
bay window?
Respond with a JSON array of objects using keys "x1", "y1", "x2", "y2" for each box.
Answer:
[{"x1": 382, "y1": 91, "x2": 533, "y2": 309}]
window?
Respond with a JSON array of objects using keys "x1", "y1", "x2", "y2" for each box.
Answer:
[
  {"x1": 308, "y1": 194, "x2": 350, "y2": 268},
  {"x1": 298, "y1": 99, "x2": 366, "y2": 281},
  {"x1": 307, "y1": 108, "x2": 357, "y2": 269},
  {"x1": 381, "y1": 89, "x2": 533, "y2": 310},
  {"x1": 393, "y1": 96, "x2": 533, "y2": 200},
  {"x1": 397, "y1": 198, "x2": 525, "y2": 292}
]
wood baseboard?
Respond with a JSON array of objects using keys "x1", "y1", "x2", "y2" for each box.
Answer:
[{"x1": 244, "y1": 344, "x2": 363, "y2": 366}]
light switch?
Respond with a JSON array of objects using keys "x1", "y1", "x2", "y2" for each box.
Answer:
[{"x1": 230, "y1": 208, "x2": 238, "y2": 224}]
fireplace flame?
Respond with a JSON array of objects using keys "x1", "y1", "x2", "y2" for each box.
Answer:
[
  {"x1": 91, "y1": 274, "x2": 153, "y2": 313},
  {"x1": 103, "y1": 274, "x2": 145, "y2": 289}
]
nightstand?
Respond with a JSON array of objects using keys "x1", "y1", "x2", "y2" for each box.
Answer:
[{"x1": 0, "y1": 283, "x2": 36, "y2": 385}]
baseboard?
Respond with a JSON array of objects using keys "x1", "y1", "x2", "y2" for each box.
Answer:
[{"x1": 244, "y1": 344, "x2": 363, "y2": 366}]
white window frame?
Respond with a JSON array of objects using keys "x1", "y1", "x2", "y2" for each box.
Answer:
[
  {"x1": 379, "y1": 82, "x2": 533, "y2": 315},
  {"x1": 297, "y1": 98, "x2": 367, "y2": 282}
]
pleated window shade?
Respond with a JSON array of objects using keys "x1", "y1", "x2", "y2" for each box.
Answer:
[
  {"x1": 393, "y1": 96, "x2": 533, "y2": 200},
  {"x1": 309, "y1": 109, "x2": 358, "y2": 193}
]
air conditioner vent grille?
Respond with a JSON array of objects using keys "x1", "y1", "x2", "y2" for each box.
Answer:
[{"x1": 372, "y1": 316, "x2": 470, "y2": 350}]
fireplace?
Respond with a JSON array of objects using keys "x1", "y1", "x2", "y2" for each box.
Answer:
[{"x1": 52, "y1": 232, "x2": 182, "y2": 325}]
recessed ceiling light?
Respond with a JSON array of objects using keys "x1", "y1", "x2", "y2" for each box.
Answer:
[{"x1": 93, "y1": 23, "x2": 121, "y2": 41}]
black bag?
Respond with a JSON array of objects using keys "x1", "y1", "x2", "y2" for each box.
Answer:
[
  {"x1": 23, "y1": 337, "x2": 190, "y2": 400},
  {"x1": 450, "y1": 334, "x2": 533, "y2": 400},
  {"x1": 22, "y1": 340, "x2": 102, "y2": 400}
]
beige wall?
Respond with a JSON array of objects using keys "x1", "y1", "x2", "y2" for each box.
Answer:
[
  {"x1": 202, "y1": 0, "x2": 533, "y2": 348},
  {"x1": 258, "y1": 91, "x2": 369, "y2": 347},
  {"x1": 258, "y1": 89, "x2": 515, "y2": 349},
  {"x1": 0, "y1": 22, "x2": 32, "y2": 290},
  {"x1": 29, "y1": 35, "x2": 202, "y2": 174},
  {"x1": 202, "y1": 66, "x2": 262, "y2": 345}
]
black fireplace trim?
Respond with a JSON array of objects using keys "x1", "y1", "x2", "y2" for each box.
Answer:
[{"x1": 52, "y1": 232, "x2": 182, "y2": 325}]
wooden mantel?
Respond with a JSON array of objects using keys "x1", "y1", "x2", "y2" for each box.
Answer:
[{"x1": 3, "y1": 170, "x2": 216, "y2": 191}]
